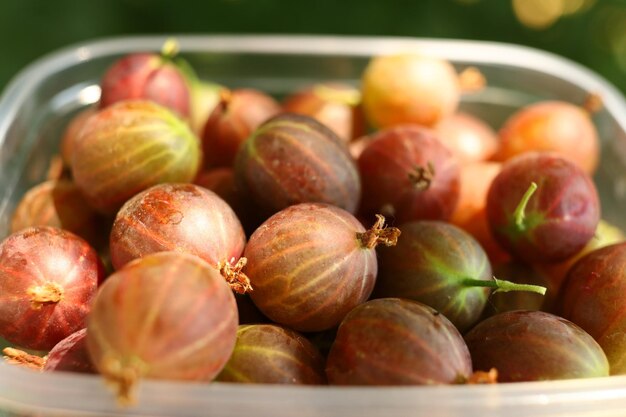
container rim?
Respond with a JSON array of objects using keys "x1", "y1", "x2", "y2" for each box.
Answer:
[
  {"x1": 2, "y1": 34, "x2": 626, "y2": 416},
  {"x1": 2, "y1": 361, "x2": 626, "y2": 417},
  {"x1": 1, "y1": 34, "x2": 626, "y2": 149}
]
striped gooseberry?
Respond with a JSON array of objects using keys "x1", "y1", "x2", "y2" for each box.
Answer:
[
  {"x1": 486, "y1": 152, "x2": 600, "y2": 263},
  {"x1": 244, "y1": 203, "x2": 400, "y2": 332},
  {"x1": 375, "y1": 221, "x2": 545, "y2": 332},
  {"x1": 99, "y1": 43, "x2": 191, "y2": 117},
  {"x1": 282, "y1": 83, "x2": 365, "y2": 143},
  {"x1": 71, "y1": 100, "x2": 201, "y2": 215},
  {"x1": 465, "y1": 310, "x2": 609, "y2": 382},
  {"x1": 357, "y1": 125, "x2": 460, "y2": 223},
  {"x1": 217, "y1": 324, "x2": 326, "y2": 384},
  {"x1": 109, "y1": 183, "x2": 250, "y2": 293},
  {"x1": 559, "y1": 243, "x2": 626, "y2": 374},
  {"x1": 87, "y1": 252, "x2": 238, "y2": 403},
  {"x1": 201, "y1": 88, "x2": 280, "y2": 168},
  {"x1": 495, "y1": 100, "x2": 600, "y2": 174},
  {"x1": 10, "y1": 179, "x2": 104, "y2": 249},
  {"x1": 0, "y1": 227, "x2": 104, "y2": 351},
  {"x1": 234, "y1": 113, "x2": 361, "y2": 217},
  {"x1": 326, "y1": 298, "x2": 472, "y2": 385}
]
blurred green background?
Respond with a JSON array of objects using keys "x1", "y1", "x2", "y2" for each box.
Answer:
[{"x1": 0, "y1": 0, "x2": 625, "y2": 93}]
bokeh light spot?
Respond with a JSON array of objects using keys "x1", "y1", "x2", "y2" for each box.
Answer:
[
  {"x1": 513, "y1": 0, "x2": 564, "y2": 29},
  {"x1": 562, "y1": 0, "x2": 588, "y2": 15}
]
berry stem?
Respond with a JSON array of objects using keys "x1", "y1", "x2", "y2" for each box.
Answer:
[
  {"x1": 456, "y1": 368, "x2": 498, "y2": 384},
  {"x1": 27, "y1": 281, "x2": 64, "y2": 309},
  {"x1": 160, "y1": 38, "x2": 180, "y2": 59},
  {"x1": 174, "y1": 57, "x2": 200, "y2": 86},
  {"x1": 357, "y1": 214, "x2": 401, "y2": 249},
  {"x1": 218, "y1": 88, "x2": 233, "y2": 110},
  {"x1": 46, "y1": 155, "x2": 66, "y2": 181},
  {"x1": 408, "y1": 162, "x2": 435, "y2": 191},
  {"x1": 159, "y1": 37, "x2": 202, "y2": 89},
  {"x1": 2, "y1": 347, "x2": 45, "y2": 371},
  {"x1": 459, "y1": 67, "x2": 486, "y2": 93},
  {"x1": 583, "y1": 93, "x2": 603, "y2": 114},
  {"x1": 513, "y1": 182, "x2": 538, "y2": 232},
  {"x1": 219, "y1": 257, "x2": 253, "y2": 294},
  {"x1": 461, "y1": 277, "x2": 546, "y2": 295},
  {"x1": 101, "y1": 355, "x2": 145, "y2": 406}
]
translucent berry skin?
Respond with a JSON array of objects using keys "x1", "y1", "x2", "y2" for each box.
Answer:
[
  {"x1": 486, "y1": 152, "x2": 600, "y2": 263},
  {"x1": 110, "y1": 183, "x2": 245, "y2": 271},
  {"x1": 357, "y1": 125, "x2": 460, "y2": 223},
  {"x1": 87, "y1": 252, "x2": 238, "y2": 386},
  {"x1": 10, "y1": 179, "x2": 104, "y2": 248},
  {"x1": 44, "y1": 328, "x2": 95, "y2": 374},
  {"x1": 71, "y1": 100, "x2": 201, "y2": 215},
  {"x1": 495, "y1": 101, "x2": 599, "y2": 174},
  {"x1": 194, "y1": 168, "x2": 259, "y2": 235},
  {"x1": 435, "y1": 112, "x2": 499, "y2": 163},
  {"x1": 189, "y1": 81, "x2": 221, "y2": 136},
  {"x1": 375, "y1": 221, "x2": 492, "y2": 332},
  {"x1": 559, "y1": 243, "x2": 626, "y2": 374},
  {"x1": 0, "y1": 227, "x2": 104, "y2": 351},
  {"x1": 283, "y1": 83, "x2": 365, "y2": 143},
  {"x1": 201, "y1": 88, "x2": 280, "y2": 168},
  {"x1": 465, "y1": 310, "x2": 609, "y2": 382},
  {"x1": 60, "y1": 107, "x2": 97, "y2": 167},
  {"x1": 234, "y1": 113, "x2": 361, "y2": 217},
  {"x1": 326, "y1": 298, "x2": 472, "y2": 385},
  {"x1": 536, "y1": 220, "x2": 625, "y2": 298},
  {"x1": 361, "y1": 54, "x2": 460, "y2": 128},
  {"x1": 194, "y1": 168, "x2": 239, "y2": 207},
  {"x1": 217, "y1": 324, "x2": 326, "y2": 385},
  {"x1": 243, "y1": 203, "x2": 377, "y2": 332},
  {"x1": 449, "y1": 161, "x2": 510, "y2": 265},
  {"x1": 100, "y1": 53, "x2": 191, "y2": 117}
]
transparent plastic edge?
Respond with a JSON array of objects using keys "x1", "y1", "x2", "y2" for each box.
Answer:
[
  {"x1": 1, "y1": 34, "x2": 626, "y2": 416},
  {"x1": 3, "y1": 363, "x2": 626, "y2": 417},
  {"x1": 1, "y1": 34, "x2": 626, "y2": 148}
]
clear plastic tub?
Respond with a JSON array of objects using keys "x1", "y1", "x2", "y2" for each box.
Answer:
[{"x1": 1, "y1": 35, "x2": 626, "y2": 417}]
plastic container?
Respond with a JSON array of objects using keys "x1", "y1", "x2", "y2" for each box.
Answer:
[{"x1": 1, "y1": 35, "x2": 626, "y2": 417}]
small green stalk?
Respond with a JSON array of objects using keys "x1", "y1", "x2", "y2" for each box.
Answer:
[
  {"x1": 513, "y1": 182, "x2": 538, "y2": 232},
  {"x1": 161, "y1": 37, "x2": 180, "y2": 59},
  {"x1": 461, "y1": 277, "x2": 546, "y2": 295},
  {"x1": 158, "y1": 37, "x2": 201, "y2": 88},
  {"x1": 174, "y1": 56, "x2": 201, "y2": 87}
]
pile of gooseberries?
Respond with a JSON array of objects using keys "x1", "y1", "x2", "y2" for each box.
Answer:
[{"x1": 1, "y1": 40, "x2": 623, "y2": 405}]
